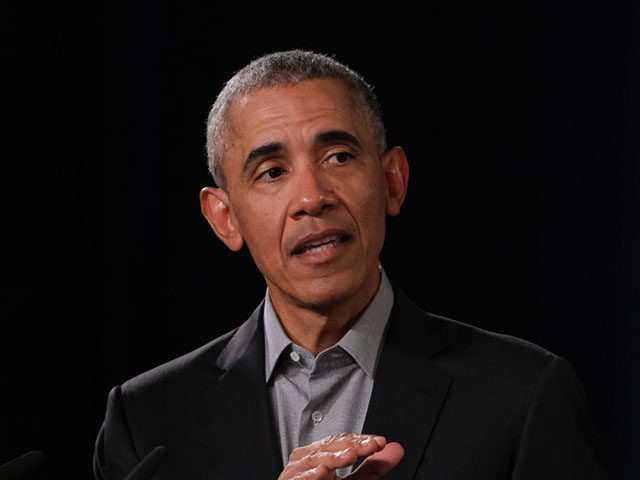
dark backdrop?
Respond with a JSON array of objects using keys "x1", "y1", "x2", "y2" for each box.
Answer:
[{"x1": 2, "y1": 1, "x2": 638, "y2": 479}]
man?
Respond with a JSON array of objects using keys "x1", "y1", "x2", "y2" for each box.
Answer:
[{"x1": 93, "y1": 49, "x2": 609, "y2": 479}]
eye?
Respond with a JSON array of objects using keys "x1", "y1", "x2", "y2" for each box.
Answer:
[
  {"x1": 328, "y1": 151, "x2": 354, "y2": 164},
  {"x1": 257, "y1": 166, "x2": 286, "y2": 181}
]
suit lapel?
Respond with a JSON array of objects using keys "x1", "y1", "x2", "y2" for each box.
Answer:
[
  {"x1": 361, "y1": 286, "x2": 453, "y2": 479},
  {"x1": 208, "y1": 302, "x2": 282, "y2": 479}
]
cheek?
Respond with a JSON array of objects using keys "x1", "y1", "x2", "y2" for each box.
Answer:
[
  {"x1": 234, "y1": 200, "x2": 284, "y2": 251},
  {"x1": 348, "y1": 187, "x2": 388, "y2": 238},
  {"x1": 352, "y1": 176, "x2": 388, "y2": 215}
]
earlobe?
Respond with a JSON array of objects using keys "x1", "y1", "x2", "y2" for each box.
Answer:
[
  {"x1": 199, "y1": 187, "x2": 244, "y2": 251},
  {"x1": 384, "y1": 146, "x2": 410, "y2": 216}
]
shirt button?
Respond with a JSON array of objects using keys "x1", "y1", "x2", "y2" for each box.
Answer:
[
  {"x1": 289, "y1": 351, "x2": 300, "y2": 362},
  {"x1": 311, "y1": 410, "x2": 323, "y2": 424}
]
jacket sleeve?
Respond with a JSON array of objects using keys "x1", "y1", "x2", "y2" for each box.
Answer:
[
  {"x1": 93, "y1": 385, "x2": 139, "y2": 480},
  {"x1": 511, "y1": 355, "x2": 610, "y2": 479}
]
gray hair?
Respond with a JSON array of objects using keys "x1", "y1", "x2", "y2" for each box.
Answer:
[{"x1": 205, "y1": 49, "x2": 387, "y2": 189}]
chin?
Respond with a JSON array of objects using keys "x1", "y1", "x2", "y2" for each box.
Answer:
[{"x1": 294, "y1": 274, "x2": 366, "y2": 310}]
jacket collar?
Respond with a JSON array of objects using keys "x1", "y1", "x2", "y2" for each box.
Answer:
[
  {"x1": 360, "y1": 283, "x2": 452, "y2": 478},
  {"x1": 210, "y1": 300, "x2": 283, "y2": 478}
]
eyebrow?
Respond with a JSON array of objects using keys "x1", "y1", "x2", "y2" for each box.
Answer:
[
  {"x1": 315, "y1": 130, "x2": 361, "y2": 149},
  {"x1": 242, "y1": 129, "x2": 362, "y2": 174},
  {"x1": 243, "y1": 142, "x2": 284, "y2": 173}
]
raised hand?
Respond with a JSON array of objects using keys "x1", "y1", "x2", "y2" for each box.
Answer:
[{"x1": 278, "y1": 433, "x2": 404, "y2": 480}]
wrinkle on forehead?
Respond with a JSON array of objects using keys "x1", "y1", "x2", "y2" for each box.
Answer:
[{"x1": 233, "y1": 79, "x2": 362, "y2": 128}]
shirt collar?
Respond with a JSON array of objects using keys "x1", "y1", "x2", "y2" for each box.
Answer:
[
  {"x1": 263, "y1": 265, "x2": 394, "y2": 383},
  {"x1": 263, "y1": 293, "x2": 293, "y2": 383}
]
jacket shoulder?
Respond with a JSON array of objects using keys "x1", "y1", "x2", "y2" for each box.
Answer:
[
  {"x1": 392, "y1": 282, "x2": 558, "y2": 369},
  {"x1": 432, "y1": 312, "x2": 556, "y2": 361},
  {"x1": 120, "y1": 327, "x2": 238, "y2": 397}
]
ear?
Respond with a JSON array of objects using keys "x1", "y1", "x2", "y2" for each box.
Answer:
[
  {"x1": 383, "y1": 146, "x2": 409, "y2": 216},
  {"x1": 199, "y1": 186, "x2": 244, "y2": 251}
]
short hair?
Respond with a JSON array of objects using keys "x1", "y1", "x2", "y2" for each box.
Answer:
[{"x1": 205, "y1": 49, "x2": 387, "y2": 189}]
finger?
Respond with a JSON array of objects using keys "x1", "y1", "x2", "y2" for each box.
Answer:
[
  {"x1": 282, "y1": 463, "x2": 334, "y2": 480},
  {"x1": 346, "y1": 442, "x2": 405, "y2": 480},
  {"x1": 280, "y1": 448, "x2": 357, "y2": 479},
  {"x1": 288, "y1": 433, "x2": 386, "y2": 462},
  {"x1": 281, "y1": 434, "x2": 388, "y2": 480}
]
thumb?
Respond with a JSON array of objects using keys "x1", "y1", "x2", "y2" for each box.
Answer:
[{"x1": 346, "y1": 442, "x2": 405, "y2": 480}]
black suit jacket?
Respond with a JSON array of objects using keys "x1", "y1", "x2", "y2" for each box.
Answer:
[{"x1": 93, "y1": 284, "x2": 610, "y2": 479}]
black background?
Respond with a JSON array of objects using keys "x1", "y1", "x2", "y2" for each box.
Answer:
[{"x1": 2, "y1": 1, "x2": 638, "y2": 479}]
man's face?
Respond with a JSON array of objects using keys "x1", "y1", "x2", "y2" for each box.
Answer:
[{"x1": 214, "y1": 79, "x2": 399, "y2": 311}]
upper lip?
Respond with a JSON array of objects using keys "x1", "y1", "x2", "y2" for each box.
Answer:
[{"x1": 290, "y1": 229, "x2": 350, "y2": 255}]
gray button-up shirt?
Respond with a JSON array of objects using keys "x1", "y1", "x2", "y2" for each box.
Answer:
[{"x1": 264, "y1": 266, "x2": 394, "y2": 476}]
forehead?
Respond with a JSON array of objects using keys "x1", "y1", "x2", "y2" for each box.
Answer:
[{"x1": 225, "y1": 78, "x2": 366, "y2": 145}]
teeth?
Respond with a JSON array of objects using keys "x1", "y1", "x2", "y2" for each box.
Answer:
[
  {"x1": 305, "y1": 242, "x2": 336, "y2": 254},
  {"x1": 306, "y1": 234, "x2": 339, "y2": 248}
]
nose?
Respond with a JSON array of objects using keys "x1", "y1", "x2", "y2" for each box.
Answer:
[{"x1": 289, "y1": 165, "x2": 336, "y2": 218}]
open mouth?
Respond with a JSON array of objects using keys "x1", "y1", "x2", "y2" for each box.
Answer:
[{"x1": 292, "y1": 233, "x2": 348, "y2": 255}]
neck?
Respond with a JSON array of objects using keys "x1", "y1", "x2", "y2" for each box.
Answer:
[
  {"x1": 279, "y1": 308, "x2": 356, "y2": 356},
  {"x1": 269, "y1": 277, "x2": 380, "y2": 356}
]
